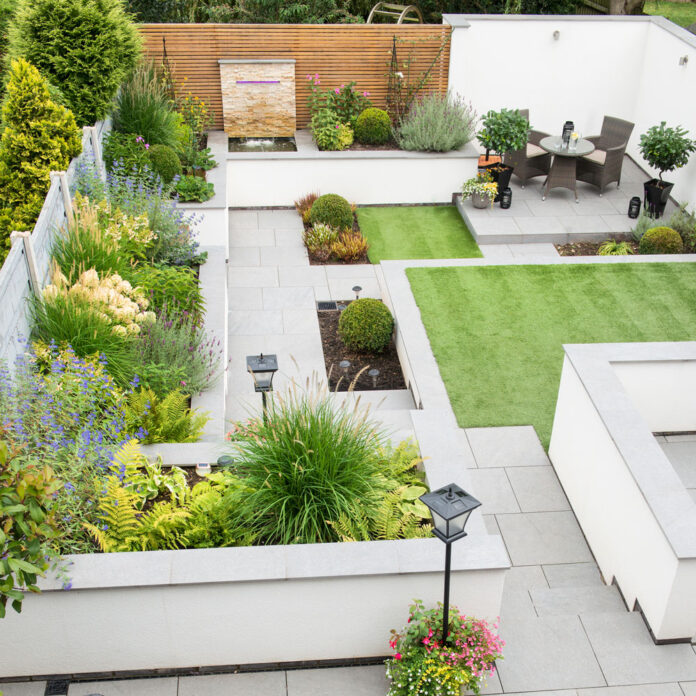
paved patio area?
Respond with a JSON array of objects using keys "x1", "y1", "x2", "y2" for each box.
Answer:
[{"x1": 458, "y1": 156, "x2": 678, "y2": 245}]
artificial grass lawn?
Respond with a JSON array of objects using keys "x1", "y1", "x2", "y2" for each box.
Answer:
[
  {"x1": 644, "y1": 0, "x2": 696, "y2": 27},
  {"x1": 357, "y1": 205, "x2": 482, "y2": 264},
  {"x1": 407, "y1": 263, "x2": 696, "y2": 449}
]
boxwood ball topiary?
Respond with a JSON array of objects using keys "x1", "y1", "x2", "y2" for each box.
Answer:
[
  {"x1": 355, "y1": 107, "x2": 392, "y2": 146},
  {"x1": 147, "y1": 144, "x2": 182, "y2": 184},
  {"x1": 309, "y1": 193, "x2": 353, "y2": 230},
  {"x1": 338, "y1": 298, "x2": 394, "y2": 354},
  {"x1": 639, "y1": 226, "x2": 683, "y2": 254}
]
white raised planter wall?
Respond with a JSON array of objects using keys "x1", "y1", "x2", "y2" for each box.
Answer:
[
  {"x1": 549, "y1": 342, "x2": 696, "y2": 642},
  {"x1": 227, "y1": 147, "x2": 478, "y2": 207},
  {"x1": 445, "y1": 15, "x2": 696, "y2": 202}
]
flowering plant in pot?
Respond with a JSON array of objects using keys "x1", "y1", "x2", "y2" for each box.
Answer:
[
  {"x1": 462, "y1": 171, "x2": 497, "y2": 209},
  {"x1": 639, "y1": 121, "x2": 696, "y2": 218},
  {"x1": 386, "y1": 600, "x2": 504, "y2": 696},
  {"x1": 477, "y1": 108, "x2": 529, "y2": 201}
]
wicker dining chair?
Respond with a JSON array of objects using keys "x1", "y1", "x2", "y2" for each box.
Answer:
[
  {"x1": 575, "y1": 116, "x2": 634, "y2": 195},
  {"x1": 503, "y1": 109, "x2": 552, "y2": 188}
]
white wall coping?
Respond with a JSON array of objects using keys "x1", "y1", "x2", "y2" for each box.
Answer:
[{"x1": 562, "y1": 341, "x2": 696, "y2": 559}]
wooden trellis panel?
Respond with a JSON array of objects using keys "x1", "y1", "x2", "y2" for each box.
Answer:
[{"x1": 139, "y1": 24, "x2": 452, "y2": 128}]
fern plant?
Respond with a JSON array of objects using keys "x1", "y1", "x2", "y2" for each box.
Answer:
[{"x1": 124, "y1": 387, "x2": 209, "y2": 444}]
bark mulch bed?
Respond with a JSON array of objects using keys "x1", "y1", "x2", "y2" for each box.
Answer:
[
  {"x1": 348, "y1": 140, "x2": 400, "y2": 152},
  {"x1": 318, "y1": 303, "x2": 406, "y2": 391},
  {"x1": 555, "y1": 236, "x2": 639, "y2": 256}
]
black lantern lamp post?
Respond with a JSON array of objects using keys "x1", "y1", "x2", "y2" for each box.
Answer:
[
  {"x1": 246, "y1": 353, "x2": 278, "y2": 420},
  {"x1": 419, "y1": 483, "x2": 482, "y2": 645}
]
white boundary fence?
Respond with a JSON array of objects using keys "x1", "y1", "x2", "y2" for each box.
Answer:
[{"x1": 0, "y1": 119, "x2": 110, "y2": 369}]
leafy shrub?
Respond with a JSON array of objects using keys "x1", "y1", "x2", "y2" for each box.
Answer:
[
  {"x1": 303, "y1": 222, "x2": 339, "y2": 254},
  {"x1": 330, "y1": 230, "x2": 368, "y2": 262},
  {"x1": 309, "y1": 193, "x2": 353, "y2": 229},
  {"x1": 113, "y1": 62, "x2": 181, "y2": 151},
  {"x1": 229, "y1": 384, "x2": 390, "y2": 545},
  {"x1": 147, "y1": 144, "x2": 182, "y2": 184},
  {"x1": 8, "y1": 0, "x2": 141, "y2": 125},
  {"x1": 667, "y1": 203, "x2": 696, "y2": 251},
  {"x1": 124, "y1": 387, "x2": 208, "y2": 443},
  {"x1": 175, "y1": 174, "x2": 215, "y2": 202},
  {"x1": 103, "y1": 132, "x2": 152, "y2": 176},
  {"x1": 639, "y1": 226, "x2": 684, "y2": 254},
  {"x1": 337, "y1": 123, "x2": 354, "y2": 149},
  {"x1": 639, "y1": 121, "x2": 696, "y2": 180},
  {"x1": 387, "y1": 600, "x2": 504, "y2": 696},
  {"x1": 126, "y1": 0, "x2": 235, "y2": 22},
  {"x1": 0, "y1": 437, "x2": 61, "y2": 617},
  {"x1": 294, "y1": 191, "x2": 319, "y2": 224},
  {"x1": 598, "y1": 240, "x2": 634, "y2": 256},
  {"x1": 338, "y1": 298, "x2": 394, "y2": 353},
  {"x1": 355, "y1": 107, "x2": 391, "y2": 145},
  {"x1": 477, "y1": 107, "x2": 529, "y2": 156},
  {"x1": 132, "y1": 308, "x2": 222, "y2": 397},
  {"x1": 397, "y1": 93, "x2": 477, "y2": 153},
  {"x1": 631, "y1": 210, "x2": 656, "y2": 241},
  {"x1": 306, "y1": 75, "x2": 370, "y2": 125},
  {"x1": 128, "y1": 264, "x2": 204, "y2": 320},
  {"x1": 311, "y1": 108, "x2": 346, "y2": 151},
  {"x1": 0, "y1": 59, "x2": 81, "y2": 261},
  {"x1": 176, "y1": 87, "x2": 214, "y2": 150}
]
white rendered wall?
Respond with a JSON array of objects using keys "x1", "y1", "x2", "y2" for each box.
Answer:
[
  {"x1": 446, "y1": 16, "x2": 696, "y2": 203},
  {"x1": 549, "y1": 356, "x2": 696, "y2": 641},
  {"x1": 612, "y1": 359, "x2": 696, "y2": 433},
  {"x1": 0, "y1": 551, "x2": 505, "y2": 677},
  {"x1": 227, "y1": 155, "x2": 477, "y2": 207}
]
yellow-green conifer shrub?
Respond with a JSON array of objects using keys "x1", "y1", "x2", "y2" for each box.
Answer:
[{"x1": 0, "y1": 59, "x2": 81, "y2": 262}]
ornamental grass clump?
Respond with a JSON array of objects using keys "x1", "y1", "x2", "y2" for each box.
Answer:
[
  {"x1": 386, "y1": 600, "x2": 504, "y2": 696},
  {"x1": 396, "y1": 93, "x2": 477, "y2": 153},
  {"x1": 230, "y1": 382, "x2": 389, "y2": 545}
]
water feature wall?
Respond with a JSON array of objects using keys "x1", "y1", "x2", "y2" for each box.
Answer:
[{"x1": 219, "y1": 59, "x2": 296, "y2": 137}]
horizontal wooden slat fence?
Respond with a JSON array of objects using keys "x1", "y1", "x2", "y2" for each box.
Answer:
[{"x1": 140, "y1": 24, "x2": 451, "y2": 128}]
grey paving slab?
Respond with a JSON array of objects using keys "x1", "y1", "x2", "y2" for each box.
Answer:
[
  {"x1": 278, "y1": 266, "x2": 327, "y2": 287},
  {"x1": 328, "y1": 276, "x2": 381, "y2": 301},
  {"x1": 0, "y1": 683, "x2": 47, "y2": 696},
  {"x1": 581, "y1": 613, "x2": 696, "y2": 686},
  {"x1": 313, "y1": 285, "x2": 331, "y2": 301},
  {"x1": 600, "y1": 214, "x2": 633, "y2": 233},
  {"x1": 480, "y1": 244, "x2": 515, "y2": 261},
  {"x1": 578, "y1": 684, "x2": 684, "y2": 696},
  {"x1": 68, "y1": 678, "x2": 178, "y2": 695},
  {"x1": 274, "y1": 228, "x2": 305, "y2": 247},
  {"x1": 324, "y1": 264, "x2": 377, "y2": 279},
  {"x1": 505, "y1": 564, "x2": 550, "y2": 592},
  {"x1": 515, "y1": 216, "x2": 566, "y2": 236},
  {"x1": 471, "y1": 217, "x2": 522, "y2": 235},
  {"x1": 229, "y1": 309, "x2": 284, "y2": 336},
  {"x1": 496, "y1": 511, "x2": 593, "y2": 566},
  {"x1": 228, "y1": 209, "x2": 259, "y2": 229},
  {"x1": 496, "y1": 615, "x2": 606, "y2": 692},
  {"x1": 468, "y1": 468, "x2": 521, "y2": 514},
  {"x1": 508, "y1": 243, "x2": 559, "y2": 257},
  {"x1": 500, "y1": 566, "x2": 550, "y2": 621},
  {"x1": 558, "y1": 215, "x2": 610, "y2": 234},
  {"x1": 499, "y1": 692, "x2": 577, "y2": 696},
  {"x1": 689, "y1": 489, "x2": 696, "y2": 503},
  {"x1": 542, "y1": 563, "x2": 604, "y2": 588},
  {"x1": 609, "y1": 196, "x2": 635, "y2": 215},
  {"x1": 262, "y1": 286, "x2": 315, "y2": 309},
  {"x1": 179, "y1": 672, "x2": 287, "y2": 696},
  {"x1": 258, "y1": 208, "x2": 303, "y2": 229},
  {"x1": 680, "y1": 682, "x2": 696, "y2": 695},
  {"x1": 228, "y1": 246, "x2": 261, "y2": 266},
  {"x1": 478, "y1": 671, "x2": 503, "y2": 694},
  {"x1": 664, "y1": 433, "x2": 696, "y2": 443},
  {"x1": 259, "y1": 245, "x2": 309, "y2": 267},
  {"x1": 229, "y1": 229, "x2": 276, "y2": 247},
  {"x1": 483, "y1": 513, "x2": 501, "y2": 534},
  {"x1": 228, "y1": 286, "x2": 263, "y2": 310},
  {"x1": 287, "y1": 665, "x2": 389, "y2": 696},
  {"x1": 526, "y1": 200, "x2": 579, "y2": 217},
  {"x1": 283, "y1": 308, "x2": 320, "y2": 335},
  {"x1": 505, "y1": 465, "x2": 570, "y2": 512},
  {"x1": 228, "y1": 266, "x2": 278, "y2": 288},
  {"x1": 658, "y1": 442, "x2": 696, "y2": 487},
  {"x1": 466, "y1": 426, "x2": 550, "y2": 468},
  {"x1": 530, "y1": 585, "x2": 626, "y2": 617}
]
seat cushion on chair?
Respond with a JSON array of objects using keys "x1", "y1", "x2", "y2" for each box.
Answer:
[
  {"x1": 527, "y1": 143, "x2": 546, "y2": 158},
  {"x1": 583, "y1": 149, "x2": 607, "y2": 165}
]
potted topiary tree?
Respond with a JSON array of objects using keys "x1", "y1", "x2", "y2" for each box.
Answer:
[
  {"x1": 477, "y1": 108, "x2": 529, "y2": 202},
  {"x1": 639, "y1": 121, "x2": 696, "y2": 218}
]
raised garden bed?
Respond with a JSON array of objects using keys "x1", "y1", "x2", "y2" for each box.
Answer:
[{"x1": 318, "y1": 301, "x2": 406, "y2": 391}]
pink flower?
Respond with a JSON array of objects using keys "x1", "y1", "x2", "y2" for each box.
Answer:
[
  {"x1": 334, "y1": 88, "x2": 340, "y2": 94},
  {"x1": 363, "y1": 91, "x2": 370, "y2": 97},
  {"x1": 335, "y1": 124, "x2": 340, "y2": 129},
  {"x1": 340, "y1": 84, "x2": 345, "y2": 88},
  {"x1": 306, "y1": 74, "x2": 312, "y2": 80},
  {"x1": 395, "y1": 653, "x2": 402, "y2": 660},
  {"x1": 315, "y1": 73, "x2": 319, "y2": 79},
  {"x1": 145, "y1": 143, "x2": 150, "y2": 150}
]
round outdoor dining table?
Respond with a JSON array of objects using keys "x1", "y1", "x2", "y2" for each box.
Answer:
[{"x1": 539, "y1": 136, "x2": 595, "y2": 202}]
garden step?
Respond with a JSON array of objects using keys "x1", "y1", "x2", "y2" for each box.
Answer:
[{"x1": 529, "y1": 584, "x2": 627, "y2": 617}]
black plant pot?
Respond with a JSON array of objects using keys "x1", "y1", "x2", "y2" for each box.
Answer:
[
  {"x1": 643, "y1": 178, "x2": 674, "y2": 219},
  {"x1": 482, "y1": 163, "x2": 514, "y2": 203}
]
